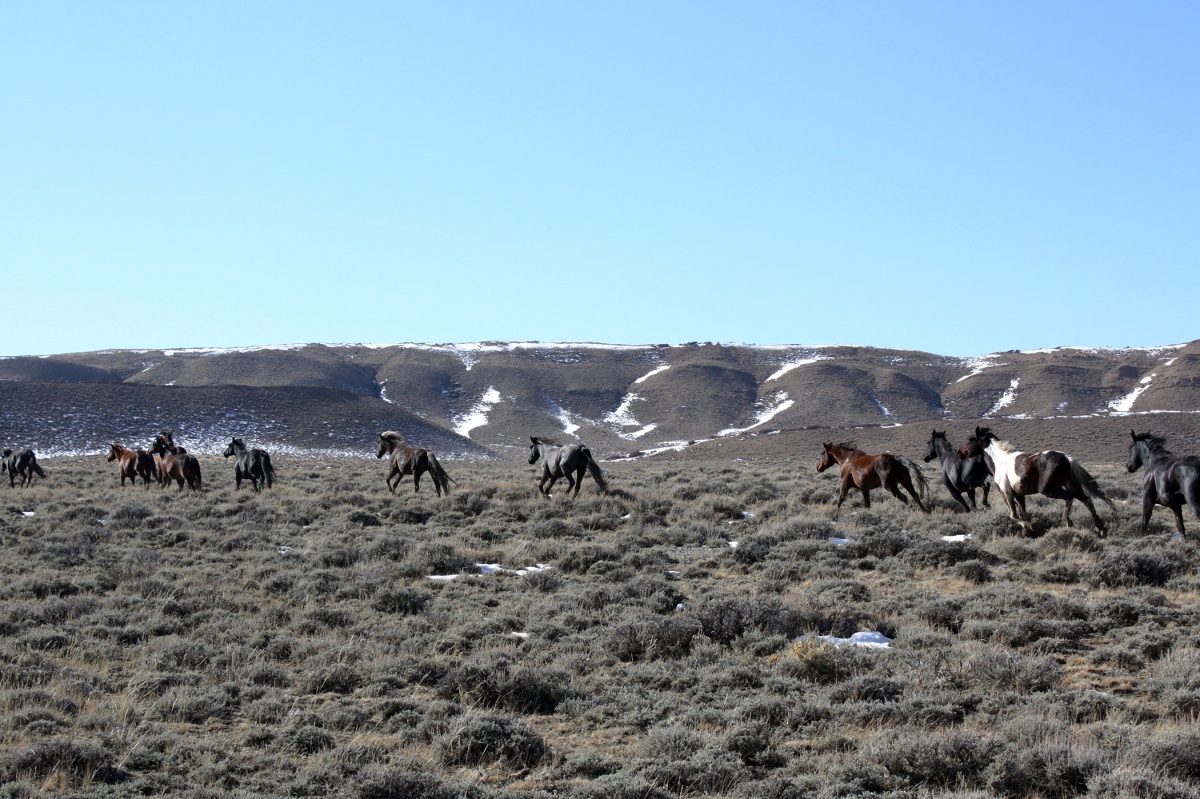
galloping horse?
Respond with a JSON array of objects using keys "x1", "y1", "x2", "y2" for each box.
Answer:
[
  {"x1": 923, "y1": 429, "x2": 991, "y2": 512},
  {"x1": 149, "y1": 432, "x2": 203, "y2": 491},
  {"x1": 223, "y1": 437, "x2": 276, "y2": 491},
  {"x1": 107, "y1": 443, "x2": 156, "y2": 487},
  {"x1": 816, "y1": 443, "x2": 929, "y2": 512},
  {"x1": 2, "y1": 448, "x2": 46, "y2": 488},
  {"x1": 376, "y1": 432, "x2": 453, "y2": 495},
  {"x1": 973, "y1": 426, "x2": 1113, "y2": 535},
  {"x1": 528, "y1": 437, "x2": 608, "y2": 499},
  {"x1": 1127, "y1": 430, "x2": 1200, "y2": 538}
]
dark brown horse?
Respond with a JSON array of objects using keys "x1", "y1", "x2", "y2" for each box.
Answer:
[
  {"x1": 149, "y1": 432, "x2": 203, "y2": 491},
  {"x1": 974, "y1": 426, "x2": 1113, "y2": 535},
  {"x1": 376, "y1": 431, "x2": 453, "y2": 495},
  {"x1": 107, "y1": 443, "x2": 157, "y2": 487},
  {"x1": 1127, "y1": 430, "x2": 1200, "y2": 538},
  {"x1": 816, "y1": 442, "x2": 929, "y2": 512},
  {"x1": 2, "y1": 448, "x2": 46, "y2": 488}
]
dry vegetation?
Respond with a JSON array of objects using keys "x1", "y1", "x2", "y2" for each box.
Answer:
[{"x1": 1, "y1": 454, "x2": 1199, "y2": 798}]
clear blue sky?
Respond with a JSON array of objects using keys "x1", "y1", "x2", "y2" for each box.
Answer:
[{"x1": 3, "y1": 2, "x2": 1197, "y2": 357}]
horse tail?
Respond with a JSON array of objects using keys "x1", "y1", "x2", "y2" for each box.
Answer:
[
  {"x1": 581, "y1": 446, "x2": 608, "y2": 494},
  {"x1": 428, "y1": 452, "x2": 454, "y2": 494},
  {"x1": 29, "y1": 454, "x2": 46, "y2": 479},
  {"x1": 1069, "y1": 458, "x2": 1117, "y2": 513},
  {"x1": 895, "y1": 455, "x2": 928, "y2": 499},
  {"x1": 262, "y1": 453, "x2": 276, "y2": 488}
]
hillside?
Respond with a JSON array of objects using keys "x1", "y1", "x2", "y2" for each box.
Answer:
[{"x1": 1, "y1": 341, "x2": 1198, "y2": 461}]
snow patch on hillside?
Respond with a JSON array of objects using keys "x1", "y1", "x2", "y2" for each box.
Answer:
[
  {"x1": 718, "y1": 391, "x2": 794, "y2": 437},
  {"x1": 453, "y1": 387, "x2": 502, "y2": 438},
  {"x1": 544, "y1": 397, "x2": 581, "y2": 436},
  {"x1": 985, "y1": 379, "x2": 1020, "y2": 416},
  {"x1": 634, "y1": 364, "x2": 671, "y2": 383},
  {"x1": 766, "y1": 356, "x2": 829, "y2": 382},
  {"x1": 162, "y1": 344, "x2": 310, "y2": 357},
  {"x1": 955, "y1": 355, "x2": 1003, "y2": 383},
  {"x1": 1109, "y1": 374, "x2": 1156, "y2": 414}
]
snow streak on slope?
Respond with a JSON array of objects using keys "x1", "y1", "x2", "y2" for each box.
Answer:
[
  {"x1": 766, "y1": 356, "x2": 828, "y2": 382},
  {"x1": 634, "y1": 364, "x2": 671, "y2": 383},
  {"x1": 985, "y1": 379, "x2": 1020, "y2": 416},
  {"x1": 1109, "y1": 374, "x2": 1156, "y2": 414},
  {"x1": 453, "y1": 387, "x2": 502, "y2": 438},
  {"x1": 718, "y1": 391, "x2": 794, "y2": 437}
]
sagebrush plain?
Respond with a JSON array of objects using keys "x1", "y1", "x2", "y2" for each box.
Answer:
[{"x1": 1, "y1": 453, "x2": 1199, "y2": 798}]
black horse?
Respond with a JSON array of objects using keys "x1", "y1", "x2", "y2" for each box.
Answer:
[
  {"x1": 922, "y1": 429, "x2": 991, "y2": 512},
  {"x1": 528, "y1": 437, "x2": 608, "y2": 499},
  {"x1": 2, "y1": 448, "x2": 46, "y2": 488},
  {"x1": 223, "y1": 437, "x2": 276, "y2": 491},
  {"x1": 1128, "y1": 430, "x2": 1200, "y2": 538}
]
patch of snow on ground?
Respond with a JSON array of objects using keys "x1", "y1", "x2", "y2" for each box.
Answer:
[
  {"x1": 807, "y1": 631, "x2": 892, "y2": 648},
  {"x1": 543, "y1": 396, "x2": 581, "y2": 436},
  {"x1": 1109, "y1": 374, "x2": 1156, "y2": 414},
  {"x1": 828, "y1": 537, "x2": 850, "y2": 546},
  {"x1": 162, "y1": 344, "x2": 310, "y2": 357},
  {"x1": 985, "y1": 379, "x2": 1020, "y2": 416},
  {"x1": 766, "y1": 356, "x2": 828, "y2": 382},
  {"x1": 626, "y1": 424, "x2": 657, "y2": 439},
  {"x1": 604, "y1": 393, "x2": 644, "y2": 427},
  {"x1": 378, "y1": 380, "x2": 393, "y2": 404},
  {"x1": 872, "y1": 395, "x2": 892, "y2": 417},
  {"x1": 634, "y1": 364, "x2": 671, "y2": 383},
  {"x1": 431, "y1": 563, "x2": 552, "y2": 581},
  {"x1": 941, "y1": 534, "x2": 972, "y2": 542},
  {"x1": 453, "y1": 387, "x2": 502, "y2": 438},
  {"x1": 718, "y1": 391, "x2": 794, "y2": 436}
]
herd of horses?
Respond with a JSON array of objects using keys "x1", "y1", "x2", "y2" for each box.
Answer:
[{"x1": 3, "y1": 427, "x2": 1199, "y2": 538}]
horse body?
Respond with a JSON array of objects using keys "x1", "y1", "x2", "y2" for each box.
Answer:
[
  {"x1": 1128, "y1": 430, "x2": 1200, "y2": 538},
  {"x1": 922, "y1": 429, "x2": 990, "y2": 512},
  {"x1": 974, "y1": 426, "x2": 1113, "y2": 535},
  {"x1": 528, "y1": 436, "x2": 607, "y2": 499},
  {"x1": 149, "y1": 432, "x2": 202, "y2": 490},
  {"x1": 223, "y1": 438, "x2": 275, "y2": 491},
  {"x1": 816, "y1": 442, "x2": 928, "y2": 511},
  {"x1": 107, "y1": 443, "x2": 156, "y2": 487},
  {"x1": 2, "y1": 448, "x2": 46, "y2": 488},
  {"x1": 376, "y1": 432, "x2": 453, "y2": 495}
]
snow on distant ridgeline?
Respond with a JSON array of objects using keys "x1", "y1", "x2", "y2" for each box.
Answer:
[
  {"x1": 718, "y1": 390, "x2": 794, "y2": 437},
  {"x1": 453, "y1": 387, "x2": 502, "y2": 438}
]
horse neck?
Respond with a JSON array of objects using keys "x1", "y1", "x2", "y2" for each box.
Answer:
[
  {"x1": 828, "y1": 445, "x2": 858, "y2": 463},
  {"x1": 1138, "y1": 440, "x2": 1172, "y2": 467},
  {"x1": 931, "y1": 437, "x2": 956, "y2": 463}
]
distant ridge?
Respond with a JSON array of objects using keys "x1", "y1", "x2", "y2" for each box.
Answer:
[{"x1": 2, "y1": 340, "x2": 1198, "y2": 461}]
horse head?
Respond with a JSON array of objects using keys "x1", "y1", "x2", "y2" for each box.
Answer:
[
  {"x1": 106, "y1": 443, "x2": 122, "y2": 461},
  {"x1": 377, "y1": 432, "x2": 403, "y2": 459},
  {"x1": 528, "y1": 436, "x2": 544, "y2": 465},
  {"x1": 923, "y1": 430, "x2": 947, "y2": 462},
  {"x1": 816, "y1": 443, "x2": 836, "y2": 473},
  {"x1": 223, "y1": 438, "x2": 243, "y2": 458}
]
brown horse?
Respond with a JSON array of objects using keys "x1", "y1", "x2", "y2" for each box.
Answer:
[
  {"x1": 816, "y1": 442, "x2": 929, "y2": 512},
  {"x1": 376, "y1": 431, "x2": 454, "y2": 495},
  {"x1": 149, "y1": 432, "x2": 203, "y2": 491},
  {"x1": 974, "y1": 426, "x2": 1114, "y2": 535},
  {"x1": 106, "y1": 443, "x2": 157, "y2": 487}
]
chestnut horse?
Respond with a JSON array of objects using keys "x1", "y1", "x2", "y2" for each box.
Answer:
[
  {"x1": 149, "y1": 432, "x2": 203, "y2": 491},
  {"x1": 974, "y1": 426, "x2": 1113, "y2": 535},
  {"x1": 816, "y1": 442, "x2": 929, "y2": 512},
  {"x1": 106, "y1": 443, "x2": 157, "y2": 487},
  {"x1": 376, "y1": 431, "x2": 454, "y2": 495}
]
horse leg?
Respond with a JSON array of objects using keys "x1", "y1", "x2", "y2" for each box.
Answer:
[
  {"x1": 1074, "y1": 490, "x2": 1106, "y2": 535},
  {"x1": 413, "y1": 465, "x2": 424, "y2": 494},
  {"x1": 981, "y1": 482, "x2": 991, "y2": 509},
  {"x1": 898, "y1": 473, "x2": 928, "y2": 513},
  {"x1": 835, "y1": 476, "x2": 853, "y2": 508},
  {"x1": 1171, "y1": 504, "x2": 1188, "y2": 538}
]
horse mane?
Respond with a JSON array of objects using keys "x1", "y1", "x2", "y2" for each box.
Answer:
[
  {"x1": 1134, "y1": 431, "x2": 1171, "y2": 455},
  {"x1": 836, "y1": 442, "x2": 856, "y2": 450},
  {"x1": 379, "y1": 431, "x2": 404, "y2": 443},
  {"x1": 532, "y1": 436, "x2": 561, "y2": 446},
  {"x1": 987, "y1": 438, "x2": 1016, "y2": 454}
]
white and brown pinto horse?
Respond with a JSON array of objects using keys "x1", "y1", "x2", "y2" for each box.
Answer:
[
  {"x1": 973, "y1": 426, "x2": 1114, "y2": 536},
  {"x1": 107, "y1": 443, "x2": 157, "y2": 487}
]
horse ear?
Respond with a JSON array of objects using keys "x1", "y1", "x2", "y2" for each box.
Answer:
[
  {"x1": 1130, "y1": 429, "x2": 1137, "y2": 441},
  {"x1": 530, "y1": 436, "x2": 537, "y2": 443}
]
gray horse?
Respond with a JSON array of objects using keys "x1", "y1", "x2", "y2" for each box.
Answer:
[
  {"x1": 223, "y1": 437, "x2": 276, "y2": 491},
  {"x1": 528, "y1": 436, "x2": 608, "y2": 499}
]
